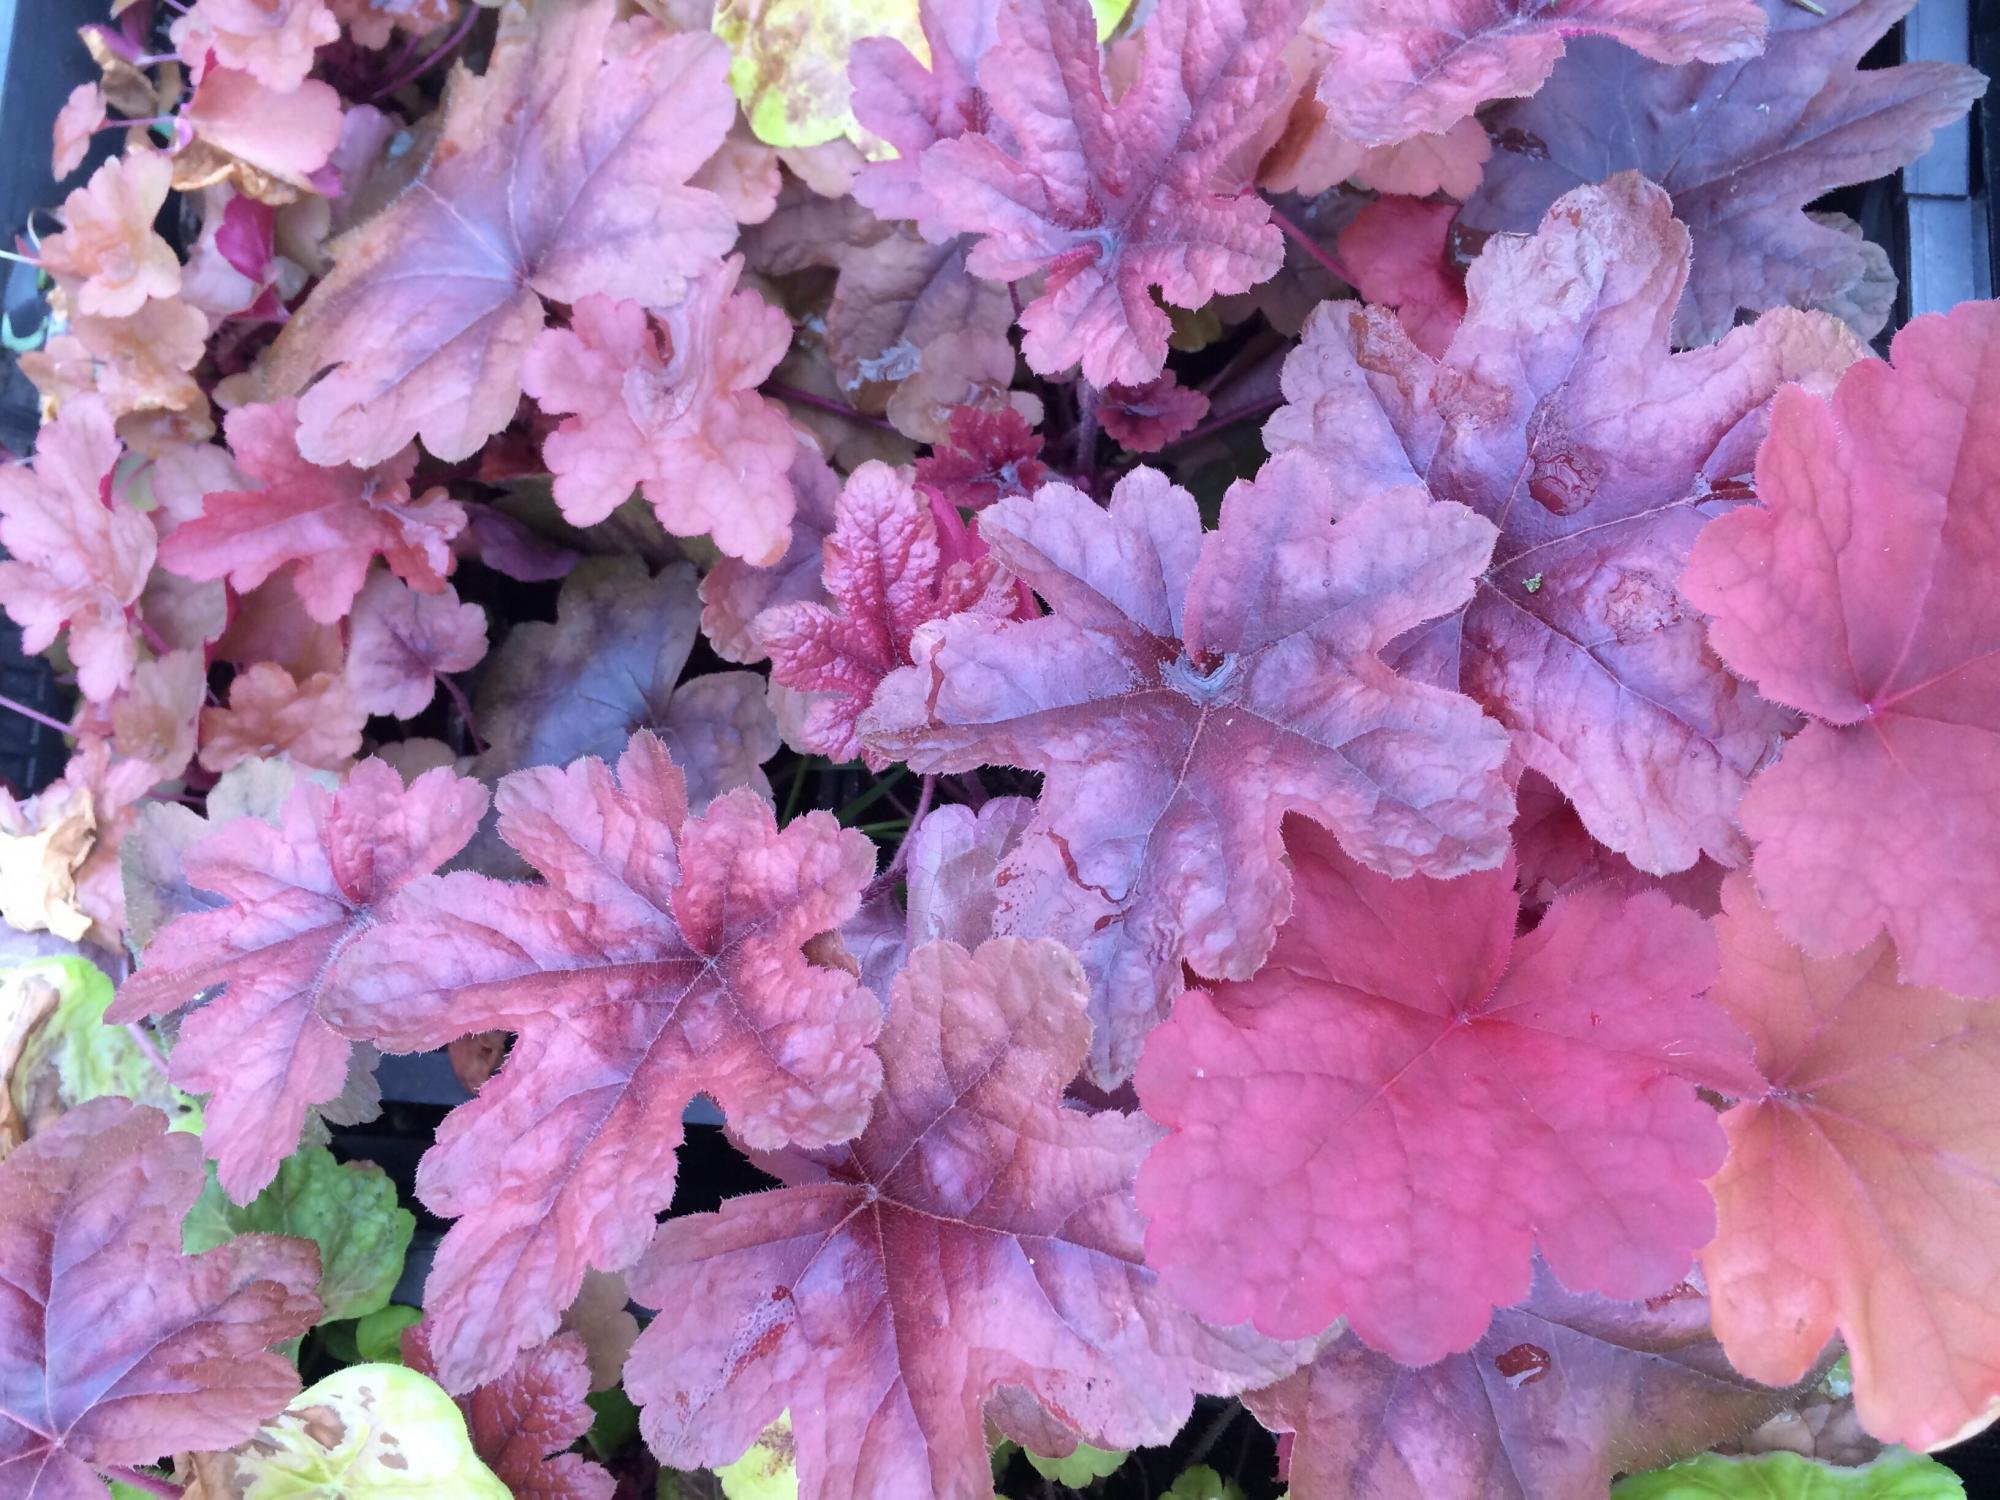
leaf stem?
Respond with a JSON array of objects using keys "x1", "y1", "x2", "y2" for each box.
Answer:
[
  {"x1": 126, "y1": 1022, "x2": 171, "y2": 1076},
  {"x1": 1156, "y1": 396, "x2": 1282, "y2": 453},
  {"x1": 437, "y1": 672, "x2": 487, "y2": 756},
  {"x1": 102, "y1": 1467, "x2": 179, "y2": 1498},
  {"x1": 367, "y1": 4, "x2": 480, "y2": 100},
  {"x1": 1267, "y1": 201, "x2": 1359, "y2": 287},
  {"x1": 763, "y1": 382, "x2": 900, "y2": 433},
  {"x1": 0, "y1": 690, "x2": 75, "y2": 739}
]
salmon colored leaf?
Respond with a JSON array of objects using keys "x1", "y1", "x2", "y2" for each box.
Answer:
[
  {"x1": 1266, "y1": 175, "x2": 1863, "y2": 876},
  {"x1": 700, "y1": 440, "x2": 843, "y2": 664},
  {"x1": 37, "y1": 150, "x2": 180, "y2": 319},
  {"x1": 0, "y1": 1097, "x2": 320, "y2": 1500},
  {"x1": 197, "y1": 663, "x2": 366, "y2": 775},
  {"x1": 624, "y1": 938, "x2": 1306, "y2": 1500},
  {"x1": 345, "y1": 572, "x2": 489, "y2": 721},
  {"x1": 404, "y1": 1323, "x2": 615, "y2": 1500},
  {"x1": 1683, "y1": 301, "x2": 2000, "y2": 998},
  {"x1": 866, "y1": 455, "x2": 1511, "y2": 1082},
  {"x1": 110, "y1": 761, "x2": 489, "y2": 1202},
  {"x1": 328, "y1": 732, "x2": 881, "y2": 1392},
  {"x1": 171, "y1": 0, "x2": 338, "y2": 93},
  {"x1": 0, "y1": 396, "x2": 152, "y2": 703},
  {"x1": 264, "y1": 0, "x2": 737, "y2": 466},
  {"x1": 758, "y1": 460, "x2": 1016, "y2": 768},
  {"x1": 1463, "y1": 0, "x2": 1987, "y2": 345},
  {"x1": 1134, "y1": 819, "x2": 1753, "y2": 1361},
  {"x1": 922, "y1": 0, "x2": 1303, "y2": 386},
  {"x1": 1250, "y1": 1264, "x2": 1811, "y2": 1500},
  {"x1": 156, "y1": 400, "x2": 468, "y2": 625},
  {"x1": 1700, "y1": 874, "x2": 2000, "y2": 1451}
]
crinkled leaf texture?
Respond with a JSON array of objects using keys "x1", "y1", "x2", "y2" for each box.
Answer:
[
  {"x1": 0, "y1": 1098, "x2": 321, "y2": 1500},
  {"x1": 264, "y1": 0, "x2": 736, "y2": 466},
  {"x1": 624, "y1": 938, "x2": 1306, "y2": 1500},
  {"x1": 1136, "y1": 819, "x2": 1751, "y2": 1362},
  {"x1": 1305, "y1": 0, "x2": 1766, "y2": 146},
  {"x1": 1463, "y1": 0, "x2": 1986, "y2": 345},
  {"x1": 1683, "y1": 301, "x2": 2000, "y2": 999},
  {"x1": 1251, "y1": 1265, "x2": 1814, "y2": 1500},
  {"x1": 404, "y1": 1323, "x2": 614, "y2": 1500},
  {"x1": 110, "y1": 760, "x2": 489, "y2": 1202},
  {"x1": 866, "y1": 457, "x2": 1512, "y2": 1084},
  {"x1": 1266, "y1": 174, "x2": 1863, "y2": 876},
  {"x1": 1700, "y1": 874, "x2": 2000, "y2": 1452},
  {"x1": 329, "y1": 732, "x2": 881, "y2": 1392},
  {"x1": 758, "y1": 460, "x2": 1016, "y2": 768},
  {"x1": 922, "y1": 0, "x2": 1302, "y2": 386}
]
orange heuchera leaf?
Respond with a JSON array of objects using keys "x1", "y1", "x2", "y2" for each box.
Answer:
[
  {"x1": 37, "y1": 149, "x2": 181, "y2": 318},
  {"x1": 0, "y1": 1098, "x2": 321, "y2": 1499},
  {"x1": 198, "y1": 663, "x2": 366, "y2": 774},
  {"x1": 1701, "y1": 873, "x2": 2000, "y2": 1451},
  {"x1": 1684, "y1": 300, "x2": 2000, "y2": 998},
  {"x1": 264, "y1": 0, "x2": 737, "y2": 466},
  {"x1": 110, "y1": 761, "x2": 489, "y2": 1202},
  {"x1": 170, "y1": 0, "x2": 339, "y2": 92},
  {"x1": 328, "y1": 732, "x2": 882, "y2": 1392}
]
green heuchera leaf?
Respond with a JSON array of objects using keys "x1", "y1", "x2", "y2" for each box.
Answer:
[
  {"x1": 588, "y1": 1386, "x2": 642, "y2": 1460},
  {"x1": 6, "y1": 956, "x2": 200, "y2": 1130},
  {"x1": 717, "y1": 1412, "x2": 799, "y2": 1500},
  {"x1": 1165, "y1": 1464, "x2": 1247, "y2": 1500},
  {"x1": 354, "y1": 1304, "x2": 424, "y2": 1362},
  {"x1": 183, "y1": 1145, "x2": 414, "y2": 1323},
  {"x1": 1025, "y1": 1442, "x2": 1128, "y2": 1485},
  {"x1": 227, "y1": 1363, "x2": 510, "y2": 1498},
  {"x1": 1613, "y1": 1449, "x2": 1966, "y2": 1499}
]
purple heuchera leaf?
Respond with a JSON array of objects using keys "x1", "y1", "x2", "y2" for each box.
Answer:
[
  {"x1": 922, "y1": 0, "x2": 1304, "y2": 386},
  {"x1": 1461, "y1": 0, "x2": 1986, "y2": 344},
  {"x1": 623, "y1": 938, "x2": 1307, "y2": 1500},
  {"x1": 329, "y1": 732, "x2": 881, "y2": 1391},
  {"x1": 850, "y1": 0, "x2": 1002, "y2": 237},
  {"x1": 1266, "y1": 174, "x2": 1863, "y2": 877},
  {"x1": 110, "y1": 760, "x2": 489, "y2": 1202},
  {"x1": 0, "y1": 1098, "x2": 321, "y2": 1499},
  {"x1": 865, "y1": 455, "x2": 1512, "y2": 1083}
]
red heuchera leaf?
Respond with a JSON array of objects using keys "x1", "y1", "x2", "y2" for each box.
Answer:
[
  {"x1": 1307, "y1": 0, "x2": 1766, "y2": 147},
  {"x1": 156, "y1": 400, "x2": 469, "y2": 625},
  {"x1": 1684, "y1": 301, "x2": 2000, "y2": 998},
  {"x1": 344, "y1": 572, "x2": 489, "y2": 720},
  {"x1": 1267, "y1": 175, "x2": 1862, "y2": 876},
  {"x1": 403, "y1": 1323, "x2": 614, "y2": 1500},
  {"x1": 1249, "y1": 1263, "x2": 1807, "y2": 1500},
  {"x1": 913, "y1": 403, "x2": 1049, "y2": 510},
  {"x1": 328, "y1": 732, "x2": 881, "y2": 1391},
  {"x1": 0, "y1": 1097, "x2": 321, "y2": 1500},
  {"x1": 263, "y1": 0, "x2": 736, "y2": 466},
  {"x1": 1096, "y1": 374, "x2": 1210, "y2": 455},
  {"x1": 922, "y1": 0, "x2": 1302, "y2": 386},
  {"x1": 1336, "y1": 196, "x2": 1465, "y2": 358},
  {"x1": 1463, "y1": 0, "x2": 1987, "y2": 345},
  {"x1": 1699, "y1": 879, "x2": 2000, "y2": 1450},
  {"x1": 1134, "y1": 819, "x2": 1752, "y2": 1362},
  {"x1": 109, "y1": 760, "x2": 488, "y2": 1202},
  {"x1": 518, "y1": 255, "x2": 800, "y2": 565},
  {"x1": 866, "y1": 455, "x2": 1511, "y2": 1082},
  {"x1": 623, "y1": 938, "x2": 1305, "y2": 1500},
  {"x1": 757, "y1": 461, "x2": 1017, "y2": 768},
  {"x1": 850, "y1": 0, "x2": 997, "y2": 235},
  {"x1": 0, "y1": 395, "x2": 153, "y2": 703}
]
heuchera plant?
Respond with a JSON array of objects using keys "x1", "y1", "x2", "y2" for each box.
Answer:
[{"x1": 0, "y1": 0, "x2": 1991, "y2": 1496}]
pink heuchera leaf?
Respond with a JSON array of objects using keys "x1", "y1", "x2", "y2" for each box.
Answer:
[
  {"x1": 1096, "y1": 373, "x2": 1210, "y2": 454},
  {"x1": 171, "y1": 0, "x2": 338, "y2": 92},
  {"x1": 36, "y1": 149, "x2": 180, "y2": 318},
  {"x1": 157, "y1": 399, "x2": 468, "y2": 625},
  {"x1": 519, "y1": 255, "x2": 800, "y2": 564},
  {"x1": 403, "y1": 1323, "x2": 614, "y2": 1500},
  {"x1": 1133, "y1": 819, "x2": 1752, "y2": 1362},
  {"x1": 922, "y1": 0, "x2": 1303, "y2": 386},
  {"x1": 1249, "y1": 1263, "x2": 1808, "y2": 1500},
  {"x1": 850, "y1": 0, "x2": 999, "y2": 235},
  {"x1": 0, "y1": 1097, "x2": 321, "y2": 1500},
  {"x1": 345, "y1": 572, "x2": 489, "y2": 719},
  {"x1": 1684, "y1": 301, "x2": 2000, "y2": 998},
  {"x1": 109, "y1": 760, "x2": 488, "y2": 1202},
  {"x1": 758, "y1": 461, "x2": 1017, "y2": 768},
  {"x1": 866, "y1": 455, "x2": 1512, "y2": 1082},
  {"x1": 700, "y1": 440, "x2": 842, "y2": 664},
  {"x1": 0, "y1": 395, "x2": 153, "y2": 703},
  {"x1": 624, "y1": 938, "x2": 1306, "y2": 1500},
  {"x1": 1463, "y1": 0, "x2": 1988, "y2": 345},
  {"x1": 1336, "y1": 196, "x2": 1465, "y2": 358},
  {"x1": 1266, "y1": 175, "x2": 1863, "y2": 876},
  {"x1": 328, "y1": 732, "x2": 881, "y2": 1392},
  {"x1": 182, "y1": 67, "x2": 346, "y2": 191},
  {"x1": 51, "y1": 83, "x2": 104, "y2": 181},
  {"x1": 264, "y1": 0, "x2": 737, "y2": 466},
  {"x1": 913, "y1": 403, "x2": 1049, "y2": 510},
  {"x1": 1700, "y1": 874, "x2": 2000, "y2": 1451},
  {"x1": 1307, "y1": 0, "x2": 1767, "y2": 146}
]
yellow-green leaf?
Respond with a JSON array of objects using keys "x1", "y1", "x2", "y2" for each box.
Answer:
[{"x1": 717, "y1": 1412, "x2": 799, "y2": 1500}]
